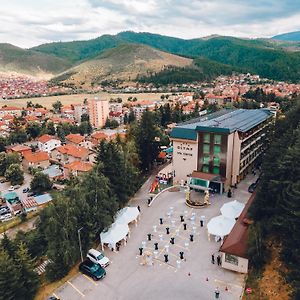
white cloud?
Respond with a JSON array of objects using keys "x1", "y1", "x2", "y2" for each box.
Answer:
[{"x1": 0, "y1": 0, "x2": 299, "y2": 47}]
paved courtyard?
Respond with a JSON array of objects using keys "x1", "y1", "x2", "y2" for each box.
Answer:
[{"x1": 53, "y1": 174, "x2": 257, "y2": 300}]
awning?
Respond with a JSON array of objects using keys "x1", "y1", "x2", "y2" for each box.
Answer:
[
  {"x1": 100, "y1": 222, "x2": 129, "y2": 250},
  {"x1": 115, "y1": 207, "x2": 140, "y2": 225},
  {"x1": 207, "y1": 215, "x2": 236, "y2": 238}
]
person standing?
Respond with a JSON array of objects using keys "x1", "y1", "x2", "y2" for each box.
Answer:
[
  {"x1": 217, "y1": 255, "x2": 221, "y2": 266},
  {"x1": 211, "y1": 254, "x2": 215, "y2": 264}
]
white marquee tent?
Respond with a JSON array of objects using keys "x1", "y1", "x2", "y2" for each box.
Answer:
[
  {"x1": 115, "y1": 207, "x2": 140, "y2": 225},
  {"x1": 100, "y1": 222, "x2": 129, "y2": 251},
  {"x1": 207, "y1": 215, "x2": 236, "y2": 240},
  {"x1": 220, "y1": 200, "x2": 245, "y2": 219}
]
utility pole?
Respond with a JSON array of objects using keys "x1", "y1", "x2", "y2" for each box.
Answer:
[{"x1": 78, "y1": 227, "x2": 83, "y2": 262}]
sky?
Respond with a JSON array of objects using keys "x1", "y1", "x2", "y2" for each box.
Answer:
[{"x1": 1, "y1": 0, "x2": 300, "y2": 48}]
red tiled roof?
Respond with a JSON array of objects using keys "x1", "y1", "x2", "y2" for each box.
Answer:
[
  {"x1": 2, "y1": 114, "x2": 14, "y2": 120},
  {"x1": 66, "y1": 133, "x2": 85, "y2": 144},
  {"x1": 37, "y1": 134, "x2": 59, "y2": 143},
  {"x1": 190, "y1": 171, "x2": 223, "y2": 182},
  {"x1": 64, "y1": 161, "x2": 93, "y2": 172},
  {"x1": 25, "y1": 115, "x2": 39, "y2": 122},
  {"x1": 10, "y1": 145, "x2": 32, "y2": 152},
  {"x1": 219, "y1": 193, "x2": 256, "y2": 258},
  {"x1": 23, "y1": 151, "x2": 49, "y2": 163},
  {"x1": 0, "y1": 106, "x2": 21, "y2": 111},
  {"x1": 57, "y1": 144, "x2": 88, "y2": 158},
  {"x1": 91, "y1": 131, "x2": 108, "y2": 140}
]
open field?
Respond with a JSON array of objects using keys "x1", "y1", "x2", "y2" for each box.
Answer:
[{"x1": 0, "y1": 92, "x2": 167, "y2": 109}]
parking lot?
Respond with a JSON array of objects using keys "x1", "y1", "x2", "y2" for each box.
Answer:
[{"x1": 52, "y1": 174, "x2": 256, "y2": 300}]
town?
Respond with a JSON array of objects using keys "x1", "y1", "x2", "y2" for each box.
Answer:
[{"x1": 0, "y1": 70, "x2": 299, "y2": 300}]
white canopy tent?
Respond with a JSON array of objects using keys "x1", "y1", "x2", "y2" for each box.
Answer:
[
  {"x1": 100, "y1": 222, "x2": 129, "y2": 251},
  {"x1": 220, "y1": 200, "x2": 245, "y2": 219},
  {"x1": 115, "y1": 207, "x2": 140, "y2": 226},
  {"x1": 207, "y1": 215, "x2": 236, "y2": 240}
]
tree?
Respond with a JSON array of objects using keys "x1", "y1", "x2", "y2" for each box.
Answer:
[
  {"x1": 78, "y1": 121, "x2": 92, "y2": 135},
  {"x1": 5, "y1": 164, "x2": 24, "y2": 185},
  {"x1": 128, "y1": 109, "x2": 135, "y2": 123},
  {"x1": 46, "y1": 122, "x2": 56, "y2": 135},
  {"x1": 135, "y1": 110, "x2": 160, "y2": 171},
  {"x1": 26, "y1": 123, "x2": 41, "y2": 139},
  {"x1": 8, "y1": 129, "x2": 28, "y2": 144},
  {"x1": 81, "y1": 113, "x2": 89, "y2": 122},
  {"x1": 52, "y1": 100, "x2": 62, "y2": 113},
  {"x1": 30, "y1": 172, "x2": 52, "y2": 193},
  {"x1": 0, "y1": 137, "x2": 7, "y2": 153},
  {"x1": 15, "y1": 243, "x2": 39, "y2": 300},
  {"x1": 0, "y1": 249, "x2": 20, "y2": 300},
  {"x1": 0, "y1": 152, "x2": 20, "y2": 176}
]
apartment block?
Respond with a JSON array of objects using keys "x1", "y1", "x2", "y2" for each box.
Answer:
[{"x1": 88, "y1": 97, "x2": 109, "y2": 128}]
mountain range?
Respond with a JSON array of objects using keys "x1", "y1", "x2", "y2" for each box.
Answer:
[{"x1": 1, "y1": 31, "x2": 300, "y2": 85}]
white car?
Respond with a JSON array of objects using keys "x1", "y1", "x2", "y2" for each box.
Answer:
[
  {"x1": 8, "y1": 186, "x2": 14, "y2": 191},
  {"x1": 87, "y1": 249, "x2": 110, "y2": 268}
]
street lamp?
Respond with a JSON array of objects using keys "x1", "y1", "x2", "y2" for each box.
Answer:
[{"x1": 78, "y1": 227, "x2": 83, "y2": 262}]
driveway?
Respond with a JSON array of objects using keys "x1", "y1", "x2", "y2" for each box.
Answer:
[{"x1": 52, "y1": 173, "x2": 257, "y2": 300}]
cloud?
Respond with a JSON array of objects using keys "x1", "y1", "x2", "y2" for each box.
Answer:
[{"x1": 0, "y1": 0, "x2": 299, "y2": 47}]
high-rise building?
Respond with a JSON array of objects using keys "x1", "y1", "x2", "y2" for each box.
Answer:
[
  {"x1": 170, "y1": 109, "x2": 274, "y2": 192},
  {"x1": 88, "y1": 97, "x2": 109, "y2": 128}
]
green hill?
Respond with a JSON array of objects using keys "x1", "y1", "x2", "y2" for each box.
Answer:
[
  {"x1": 272, "y1": 31, "x2": 300, "y2": 42},
  {"x1": 32, "y1": 31, "x2": 300, "y2": 82},
  {"x1": 139, "y1": 57, "x2": 241, "y2": 85},
  {"x1": 0, "y1": 43, "x2": 72, "y2": 77}
]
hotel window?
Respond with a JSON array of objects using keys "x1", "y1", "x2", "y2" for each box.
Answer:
[
  {"x1": 213, "y1": 166, "x2": 220, "y2": 174},
  {"x1": 203, "y1": 133, "x2": 210, "y2": 143},
  {"x1": 203, "y1": 144, "x2": 210, "y2": 154},
  {"x1": 214, "y1": 134, "x2": 221, "y2": 144},
  {"x1": 202, "y1": 165, "x2": 209, "y2": 173},
  {"x1": 203, "y1": 155, "x2": 210, "y2": 165},
  {"x1": 213, "y1": 145, "x2": 221, "y2": 155},
  {"x1": 225, "y1": 253, "x2": 238, "y2": 266},
  {"x1": 213, "y1": 156, "x2": 220, "y2": 166}
]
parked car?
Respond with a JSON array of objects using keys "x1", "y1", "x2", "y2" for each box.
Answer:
[
  {"x1": 27, "y1": 191, "x2": 36, "y2": 197},
  {"x1": 0, "y1": 212, "x2": 12, "y2": 221},
  {"x1": 79, "y1": 260, "x2": 106, "y2": 281},
  {"x1": 248, "y1": 182, "x2": 257, "y2": 193},
  {"x1": 14, "y1": 185, "x2": 21, "y2": 189},
  {"x1": 8, "y1": 186, "x2": 14, "y2": 191},
  {"x1": 87, "y1": 249, "x2": 110, "y2": 268},
  {"x1": 0, "y1": 206, "x2": 10, "y2": 214},
  {"x1": 47, "y1": 296, "x2": 60, "y2": 300},
  {"x1": 0, "y1": 178, "x2": 7, "y2": 183},
  {"x1": 22, "y1": 187, "x2": 30, "y2": 193}
]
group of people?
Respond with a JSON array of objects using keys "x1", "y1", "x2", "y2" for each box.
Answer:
[{"x1": 211, "y1": 253, "x2": 222, "y2": 266}]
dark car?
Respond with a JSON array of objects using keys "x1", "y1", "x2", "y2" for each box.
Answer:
[
  {"x1": 79, "y1": 260, "x2": 106, "y2": 281},
  {"x1": 248, "y1": 182, "x2": 257, "y2": 193},
  {"x1": 47, "y1": 297, "x2": 60, "y2": 300},
  {"x1": 23, "y1": 187, "x2": 30, "y2": 193}
]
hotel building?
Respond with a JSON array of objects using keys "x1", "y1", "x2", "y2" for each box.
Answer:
[
  {"x1": 88, "y1": 97, "x2": 109, "y2": 128},
  {"x1": 170, "y1": 109, "x2": 273, "y2": 193}
]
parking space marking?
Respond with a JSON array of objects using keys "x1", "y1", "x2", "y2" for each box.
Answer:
[
  {"x1": 53, "y1": 293, "x2": 60, "y2": 299},
  {"x1": 67, "y1": 280, "x2": 85, "y2": 297},
  {"x1": 82, "y1": 274, "x2": 98, "y2": 286}
]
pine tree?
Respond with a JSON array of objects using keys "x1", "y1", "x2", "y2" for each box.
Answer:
[
  {"x1": 0, "y1": 249, "x2": 20, "y2": 300},
  {"x1": 15, "y1": 243, "x2": 39, "y2": 300}
]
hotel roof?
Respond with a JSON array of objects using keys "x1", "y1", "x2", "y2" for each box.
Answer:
[{"x1": 170, "y1": 109, "x2": 273, "y2": 140}]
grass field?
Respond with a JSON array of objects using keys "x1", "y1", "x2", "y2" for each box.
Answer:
[{"x1": 0, "y1": 92, "x2": 166, "y2": 109}]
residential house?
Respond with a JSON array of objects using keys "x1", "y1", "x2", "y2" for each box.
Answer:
[
  {"x1": 37, "y1": 134, "x2": 61, "y2": 152},
  {"x1": 7, "y1": 144, "x2": 32, "y2": 157},
  {"x1": 53, "y1": 144, "x2": 89, "y2": 164},
  {"x1": 0, "y1": 106, "x2": 22, "y2": 118},
  {"x1": 63, "y1": 161, "x2": 93, "y2": 177},
  {"x1": 23, "y1": 151, "x2": 50, "y2": 170}
]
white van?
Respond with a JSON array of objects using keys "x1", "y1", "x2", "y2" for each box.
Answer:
[{"x1": 87, "y1": 249, "x2": 110, "y2": 268}]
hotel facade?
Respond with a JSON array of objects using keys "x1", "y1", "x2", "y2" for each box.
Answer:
[{"x1": 170, "y1": 109, "x2": 273, "y2": 193}]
